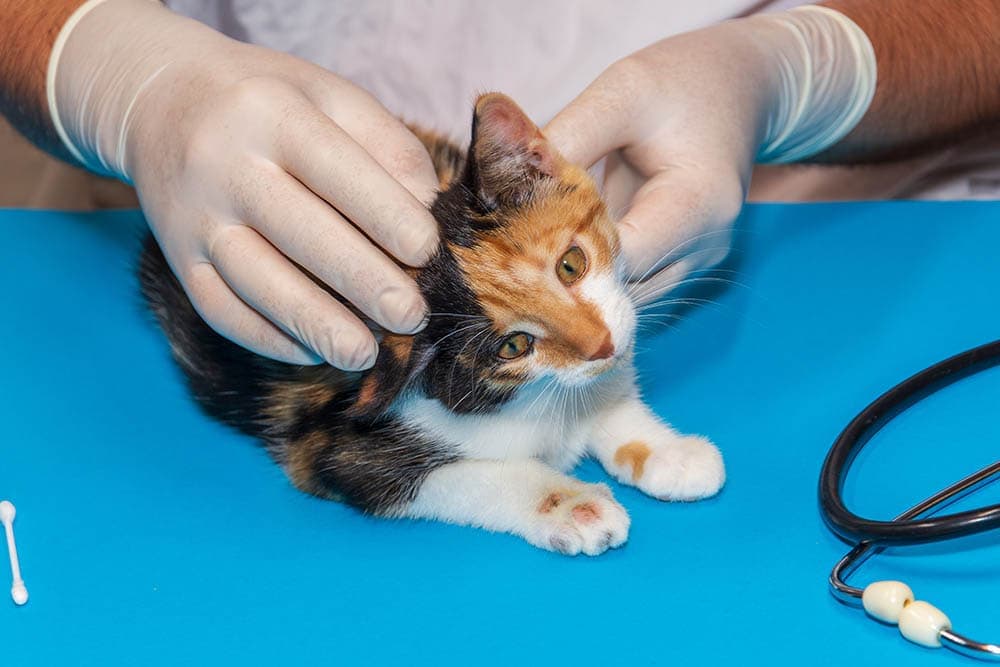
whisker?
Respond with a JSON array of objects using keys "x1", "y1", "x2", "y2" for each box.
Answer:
[
  {"x1": 625, "y1": 246, "x2": 739, "y2": 296},
  {"x1": 428, "y1": 321, "x2": 490, "y2": 349},
  {"x1": 525, "y1": 375, "x2": 557, "y2": 416},
  {"x1": 627, "y1": 266, "x2": 743, "y2": 294},
  {"x1": 445, "y1": 326, "x2": 494, "y2": 406},
  {"x1": 634, "y1": 321, "x2": 681, "y2": 334},
  {"x1": 634, "y1": 297, "x2": 723, "y2": 313},
  {"x1": 629, "y1": 274, "x2": 751, "y2": 307},
  {"x1": 622, "y1": 223, "x2": 760, "y2": 283},
  {"x1": 635, "y1": 313, "x2": 686, "y2": 321},
  {"x1": 426, "y1": 312, "x2": 489, "y2": 320},
  {"x1": 519, "y1": 375, "x2": 559, "y2": 459},
  {"x1": 625, "y1": 230, "x2": 737, "y2": 284}
]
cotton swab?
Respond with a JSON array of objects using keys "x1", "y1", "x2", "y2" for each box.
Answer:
[{"x1": 0, "y1": 501, "x2": 28, "y2": 605}]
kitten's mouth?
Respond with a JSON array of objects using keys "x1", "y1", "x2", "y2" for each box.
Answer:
[
  {"x1": 586, "y1": 342, "x2": 633, "y2": 376},
  {"x1": 586, "y1": 361, "x2": 615, "y2": 377}
]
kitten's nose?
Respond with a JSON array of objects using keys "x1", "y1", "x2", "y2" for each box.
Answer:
[{"x1": 588, "y1": 332, "x2": 615, "y2": 361}]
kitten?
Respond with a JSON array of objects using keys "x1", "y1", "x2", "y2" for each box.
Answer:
[{"x1": 140, "y1": 93, "x2": 725, "y2": 556}]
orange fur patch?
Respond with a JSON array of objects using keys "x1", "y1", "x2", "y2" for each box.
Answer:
[
  {"x1": 285, "y1": 431, "x2": 340, "y2": 499},
  {"x1": 413, "y1": 100, "x2": 622, "y2": 391},
  {"x1": 452, "y1": 169, "x2": 618, "y2": 371},
  {"x1": 263, "y1": 376, "x2": 340, "y2": 425},
  {"x1": 384, "y1": 332, "x2": 414, "y2": 364},
  {"x1": 538, "y1": 491, "x2": 567, "y2": 514},
  {"x1": 614, "y1": 441, "x2": 652, "y2": 481},
  {"x1": 353, "y1": 375, "x2": 379, "y2": 413}
]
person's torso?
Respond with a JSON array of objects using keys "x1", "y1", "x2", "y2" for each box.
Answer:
[
  {"x1": 165, "y1": 0, "x2": 801, "y2": 138},
  {"x1": 165, "y1": 0, "x2": 1000, "y2": 201}
]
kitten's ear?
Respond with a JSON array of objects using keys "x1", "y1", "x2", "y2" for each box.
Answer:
[
  {"x1": 347, "y1": 333, "x2": 431, "y2": 418},
  {"x1": 464, "y1": 93, "x2": 564, "y2": 208}
]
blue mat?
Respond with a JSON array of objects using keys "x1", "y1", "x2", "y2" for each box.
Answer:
[{"x1": 1, "y1": 203, "x2": 998, "y2": 666}]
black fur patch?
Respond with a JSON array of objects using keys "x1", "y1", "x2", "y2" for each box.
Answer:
[
  {"x1": 294, "y1": 411, "x2": 457, "y2": 515},
  {"x1": 410, "y1": 243, "x2": 518, "y2": 413},
  {"x1": 139, "y1": 238, "x2": 459, "y2": 513},
  {"x1": 137, "y1": 109, "x2": 541, "y2": 513}
]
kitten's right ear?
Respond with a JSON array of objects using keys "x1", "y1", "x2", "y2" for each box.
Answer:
[{"x1": 463, "y1": 93, "x2": 565, "y2": 209}]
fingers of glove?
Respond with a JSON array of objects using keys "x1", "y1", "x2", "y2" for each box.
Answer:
[
  {"x1": 275, "y1": 101, "x2": 438, "y2": 268},
  {"x1": 615, "y1": 168, "x2": 740, "y2": 282},
  {"x1": 207, "y1": 224, "x2": 379, "y2": 371},
  {"x1": 602, "y1": 151, "x2": 645, "y2": 223},
  {"x1": 184, "y1": 262, "x2": 322, "y2": 366},
  {"x1": 310, "y1": 84, "x2": 440, "y2": 207},
  {"x1": 235, "y1": 165, "x2": 428, "y2": 335},
  {"x1": 543, "y1": 58, "x2": 651, "y2": 168}
]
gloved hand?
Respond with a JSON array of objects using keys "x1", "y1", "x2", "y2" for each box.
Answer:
[
  {"x1": 48, "y1": 0, "x2": 440, "y2": 370},
  {"x1": 545, "y1": 6, "x2": 876, "y2": 303}
]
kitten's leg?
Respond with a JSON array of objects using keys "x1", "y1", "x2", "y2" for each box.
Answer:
[
  {"x1": 588, "y1": 394, "x2": 725, "y2": 501},
  {"x1": 281, "y1": 421, "x2": 627, "y2": 555},
  {"x1": 405, "y1": 459, "x2": 630, "y2": 556}
]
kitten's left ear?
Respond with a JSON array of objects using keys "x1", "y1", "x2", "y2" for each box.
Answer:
[
  {"x1": 347, "y1": 333, "x2": 432, "y2": 418},
  {"x1": 464, "y1": 93, "x2": 565, "y2": 208}
]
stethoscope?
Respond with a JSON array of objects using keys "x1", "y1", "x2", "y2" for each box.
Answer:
[{"x1": 819, "y1": 339, "x2": 1000, "y2": 660}]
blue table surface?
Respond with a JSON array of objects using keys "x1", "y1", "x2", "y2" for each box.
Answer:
[{"x1": 1, "y1": 202, "x2": 999, "y2": 666}]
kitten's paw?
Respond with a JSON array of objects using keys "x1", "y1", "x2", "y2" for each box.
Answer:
[
  {"x1": 618, "y1": 435, "x2": 725, "y2": 501},
  {"x1": 528, "y1": 483, "x2": 630, "y2": 556}
]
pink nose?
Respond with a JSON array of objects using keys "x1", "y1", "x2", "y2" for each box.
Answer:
[{"x1": 588, "y1": 332, "x2": 615, "y2": 361}]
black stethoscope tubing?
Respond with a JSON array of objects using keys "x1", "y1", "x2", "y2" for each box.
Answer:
[
  {"x1": 819, "y1": 338, "x2": 1000, "y2": 546},
  {"x1": 819, "y1": 338, "x2": 1000, "y2": 659}
]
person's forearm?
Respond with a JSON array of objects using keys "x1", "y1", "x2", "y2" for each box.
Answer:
[
  {"x1": 0, "y1": 0, "x2": 84, "y2": 158},
  {"x1": 819, "y1": 0, "x2": 1000, "y2": 162}
]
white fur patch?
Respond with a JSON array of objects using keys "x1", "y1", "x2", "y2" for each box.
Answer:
[
  {"x1": 394, "y1": 264, "x2": 639, "y2": 471},
  {"x1": 587, "y1": 392, "x2": 726, "y2": 501},
  {"x1": 550, "y1": 269, "x2": 637, "y2": 386},
  {"x1": 408, "y1": 458, "x2": 629, "y2": 556},
  {"x1": 395, "y1": 264, "x2": 720, "y2": 555},
  {"x1": 394, "y1": 366, "x2": 632, "y2": 470},
  {"x1": 579, "y1": 269, "x2": 636, "y2": 357}
]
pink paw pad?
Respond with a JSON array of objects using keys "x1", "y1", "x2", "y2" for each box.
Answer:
[{"x1": 571, "y1": 502, "x2": 602, "y2": 524}]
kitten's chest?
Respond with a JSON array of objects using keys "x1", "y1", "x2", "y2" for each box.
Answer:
[
  {"x1": 393, "y1": 370, "x2": 633, "y2": 469},
  {"x1": 392, "y1": 392, "x2": 583, "y2": 469}
]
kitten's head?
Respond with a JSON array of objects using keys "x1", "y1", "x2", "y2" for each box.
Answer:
[{"x1": 354, "y1": 93, "x2": 635, "y2": 416}]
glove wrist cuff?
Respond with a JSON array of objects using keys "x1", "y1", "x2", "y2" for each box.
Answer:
[
  {"x1": 752, "y1": 5, "x2": 877, "y2": 164},
  {"x1": 46, "y1": 0, "x2": 222, "y2": 181},
  {"x1": 46, "y1": 0, "x2": 114, "y2": 171}
]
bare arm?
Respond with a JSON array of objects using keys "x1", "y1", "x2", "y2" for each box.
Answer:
[
  {"x1": 820, "y1": 0, "x2": 1000, "y2": 162},
  {"x1": 0, "y1": 0, "x2": 83, "y2": 158}
]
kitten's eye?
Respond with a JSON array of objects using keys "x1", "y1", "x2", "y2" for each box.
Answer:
[
  {"x1": 498, "y1": 332, "x2": 533, "y2": 360},
  {"x1": 557, "y1": 246, "x2": 587, "y2": 285}
]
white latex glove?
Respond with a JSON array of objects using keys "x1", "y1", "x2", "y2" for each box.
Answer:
[
  {"x1": 545, "y1": 6, "x2": 876, "y2": 303},
  {"x1": 48, "y1": 0, "x2": 440, "y2": 370}
]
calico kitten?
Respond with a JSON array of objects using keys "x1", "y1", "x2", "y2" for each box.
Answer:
[{"x1": 140, "y1": 93, "x2": 725, "y2": 556}]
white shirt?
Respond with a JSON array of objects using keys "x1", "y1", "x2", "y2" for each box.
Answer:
[
  {"x1": 165, "y1": 0, "x2": 801, "y2": 138},
  {"x1": 165, "y1": 0, "x2": 999, "y2": 201}
]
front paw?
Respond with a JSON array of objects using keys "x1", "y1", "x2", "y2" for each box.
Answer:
[
  {"x1": 615, "y1": 435, "x2": 725, "y2": 501},
  {"x1": 527, "y1": 483, "x2": 630, "y2": 556}
]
